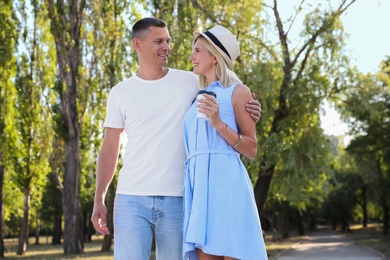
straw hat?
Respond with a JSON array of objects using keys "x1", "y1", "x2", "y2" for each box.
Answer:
[{"x1": 193, "y1": 25, "x2": 240, "y2": 69}]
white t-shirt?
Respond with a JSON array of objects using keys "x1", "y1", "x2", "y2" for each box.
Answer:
[{"x1": 104, "y1": 68, "x2": 199, "y2": 196}]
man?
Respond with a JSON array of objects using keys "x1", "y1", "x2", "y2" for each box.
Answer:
[{"x1": 91, "y1": 17, "x2": 261, "y2": 260}]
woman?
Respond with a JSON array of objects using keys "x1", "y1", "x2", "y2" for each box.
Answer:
[{"x1": 182, "y1": 25, "x2": 268, "y2": 260}]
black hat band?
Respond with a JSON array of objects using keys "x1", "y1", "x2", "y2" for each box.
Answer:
[{"x1": 204, "y1": 31, "x2": 231, "y2": 59}]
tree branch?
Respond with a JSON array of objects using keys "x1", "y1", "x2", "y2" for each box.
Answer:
[
  {"x1": 273, "y1": 0, "x2": 291, "y2": 68},
  {"x1": 291, "y1": 0, "x2": 356, "y2": 70},
  {"x1": 285, "y1": 0, "x2": 305, "y2": 37},
  {"x1": 188, "y1": 0, "x2": 219, "y2": 24}
]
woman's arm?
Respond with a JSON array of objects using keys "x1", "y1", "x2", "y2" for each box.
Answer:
[
  {"x1": 229, "y1": 84, "x2": 257, "y2": 158},
  {"x1": 200, "y1": 84, "x2": 257, "y2": 159}
]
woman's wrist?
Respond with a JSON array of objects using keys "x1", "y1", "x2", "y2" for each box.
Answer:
[
  {"x1": 220, "y1": 124, "x2": 229, "y2": 137},
  {"x1": 216, "y1": 122, "x2": 228, "y2": 135}
]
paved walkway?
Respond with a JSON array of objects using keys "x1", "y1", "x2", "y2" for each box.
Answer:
[{"x1": 274, "y1": 230, "x2": 384, "y2": 260}]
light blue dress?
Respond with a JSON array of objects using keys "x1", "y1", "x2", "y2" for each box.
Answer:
[{"x1": 182, "y1": 81, "x2": 268, "y2": 260}]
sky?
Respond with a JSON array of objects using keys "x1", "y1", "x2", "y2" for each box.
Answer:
[{"x1": 273, "y1": 0, "x2": 390, "y2": 137}]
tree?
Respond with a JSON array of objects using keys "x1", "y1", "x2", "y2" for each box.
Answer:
[
  {"x1": 10, "y1": 0, "x2": 56, "y2": 254},
  {"x1": 251, "y1": 0, "x2": 356, "y2": 217},
  {"x1": 41, "y1": 168, "x2": 63, "y2": 245},
  {"x1": 264, "y1": 125, "x2": 333, "y2": 237},
  {"x1": 46, "y1": 0, "x2": 85, "y2": 254},
  {"x1": 322, "y1": 149, "x2": 361, "y2": 232},
  {"x1": 0, "y1": 0, "x2": 18, "y2": 256},
  {"x1": 79, "y1": 0, "x2": 144, "y2": 250},
  {"x1": 343, "y1": 61, "x2": 390, "y2": 234}
]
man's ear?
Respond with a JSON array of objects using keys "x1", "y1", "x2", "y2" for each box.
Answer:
[{"x1": 132, "y1": 38, "x2": 141, "y2": 50}]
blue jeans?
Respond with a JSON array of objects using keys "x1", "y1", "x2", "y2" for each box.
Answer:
[{"x1": 113, "y1": 194, "x2": 183, "y2": 260}]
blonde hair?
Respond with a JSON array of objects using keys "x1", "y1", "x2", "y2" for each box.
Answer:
[{"x1": 194, "y1": 36, "x2": 242, "y2": 89}]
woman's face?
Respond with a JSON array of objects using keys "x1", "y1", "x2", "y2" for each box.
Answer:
[{"x1": 190, "y1": 39, "x2": 216, "y2": 76}]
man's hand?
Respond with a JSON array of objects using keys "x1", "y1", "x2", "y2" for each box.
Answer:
[
  {"x1": 246, "y1": 93, "x2": 262, "y2": 123},
  {"x1": 91, "y1": 203, "x2": 110, "y2": 235}
]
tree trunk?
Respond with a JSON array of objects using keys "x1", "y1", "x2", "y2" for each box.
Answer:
[
  {"x1": 254, "y1": 166, "x2": 275, "y2": 214},
  {"x1": 84, "y1": 213, "x2": 92, "y2": 243},
  {"x1": 254, "y1": 67, "x2": 291, "y2": 214},
  {"x1": 280, "y1": 201, "x2": 290, "y2": 239},
  {"x1": 361, "y1": 185, "x2": 367, "y2": 228},
  {"x1": 331, "y1": 219, "x2": 337, "y2": 231},
  {"x1": 17, "y1": 187, "x2": 30, "y2": 255},
  {"x1": 376, "y1": 157, "x2": 389, "y2": 234},
  {"x1": 271, "y1": 212, "x2": 280, "y2": 242},
  {"x1": 60, "y1": 41, "x2": 84, "y2": 254},
  {"x1": 47, "y1": 0, "x2": 85, "y2": 254},
  {"x1": 62, "y1": 140, "x2": 83, "y2": 254},
  {"x1": 381, "y1": 191, "x2": 389, "y2": 235},
  {"x1": 52, "y1": 213, "x2": 62, "y2": 245},
  {"x1": 35, "y1": 214, "x2": 40, "y2": 245},
  {"x1": 307, "y1": 208, "x2": 316, "y2": 231},
  {"x1": 0, "y1": 157, "x2": 4, "y2": 258},
  {"x1": 297, "y1": 210, "x2": 305, "y2": 236}
]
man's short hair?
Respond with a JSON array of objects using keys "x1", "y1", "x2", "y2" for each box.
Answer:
[{"x1": 132, "y1": 17, "x2": 167, "y2": 40}]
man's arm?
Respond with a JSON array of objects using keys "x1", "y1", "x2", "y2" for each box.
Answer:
[
  {"x1": 91, "y1": 127, "x2": 123, "y2": 235},
  {"x1": 246, "y1": 93, "x2": 262, "y2": 122}
]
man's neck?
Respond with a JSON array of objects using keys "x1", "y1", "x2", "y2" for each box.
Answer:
[{"x1": 137, "y1": 67, "x2": 169, "y2": 80}]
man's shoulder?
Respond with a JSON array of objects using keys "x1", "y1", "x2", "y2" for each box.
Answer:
[{"x1": 111, "y1": 76, "x2": 136, "y2": 90}]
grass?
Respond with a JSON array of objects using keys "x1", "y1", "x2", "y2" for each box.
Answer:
[
  {"x1": 3, "y1": 225, "x2": 389, "y2": 259},
  {"x1": 4, "y1": 236, "x2": 115, "y2": 259},
  {"x1": 263, "y1": 230, "x2": 306, "y2": 259},
  {"x1": 4, "y1": 233, "x2": 300, "y2": 260},
  {"x1": 4, "y1": 233, "x2": 300, "y2": 259}
]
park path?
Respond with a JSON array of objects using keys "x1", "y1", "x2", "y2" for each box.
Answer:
[{"x1": 273, "y1": 229, "x2": 384, "y2": 260}]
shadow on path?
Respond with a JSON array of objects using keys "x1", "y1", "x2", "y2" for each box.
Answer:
[{"x1": 274, "y1": 229, "x2": 384, "y2": 260}]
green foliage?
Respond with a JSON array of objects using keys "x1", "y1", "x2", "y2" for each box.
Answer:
[
  {"x1": 322, "y1": 177, "x2": 356, "y2": 228},
  {"x1": 0, "y1": 0, "x2": 23, "y2": 238},
  {"x1": 250, "y1": 1, "x2": 352, "y2": 217},
  {"x1": 342, "y1": 61, "x2": 390, "y2": 229},
  {"x1": 0, "y1": 0, "x2": 19, "y2": 167},
  {"x1": 0, "y1": 0, "x2": 58, "y2": 245},
  {"x1": 40, "y1": 172, "x2": 62, "y2": 225},
  {"x1": 271, "y1": 126, "x2": 332, "y2": 210},
  {"x1": 320, "y1": 145, "x2": 361, "y2": 228}
]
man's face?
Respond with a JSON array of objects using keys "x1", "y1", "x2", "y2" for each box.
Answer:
[{"x1": 137, "y1": 26, "x2": 171, "y2": 67}]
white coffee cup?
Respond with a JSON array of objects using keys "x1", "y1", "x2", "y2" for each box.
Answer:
[{"x1": 197, "y1": 90, "x2": 217, "y2": 120}]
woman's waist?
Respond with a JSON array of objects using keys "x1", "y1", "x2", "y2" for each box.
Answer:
[{"x1": 186, "y1": 149, "x2": 239, "y2": 161}]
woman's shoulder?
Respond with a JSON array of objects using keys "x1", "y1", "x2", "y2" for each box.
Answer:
[{"x1": 232, "y1": 83, "x2": 252, "y2": 97}]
